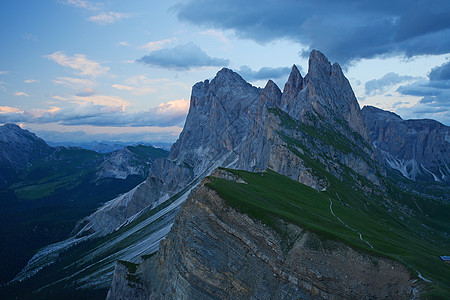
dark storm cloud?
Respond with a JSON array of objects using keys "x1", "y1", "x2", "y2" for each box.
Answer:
[
  {"x1": 397, "y1": 80, "x2": 441, "y2": 97},
  {"x1": 137, "y1": 43, "x2": 229, "y2": 71},
  {"x1": 174, "y1": 0, "x2": 450, "y2": 64},
  {"x1": 237, "y1": 65, "x2": 292, "y2": 82},
  {"x1": 396, "y1": 62, "x2": 450, "y2": 124},
  {"x1": 428, "y1": 61, "x2": 450, "y2": 81}
]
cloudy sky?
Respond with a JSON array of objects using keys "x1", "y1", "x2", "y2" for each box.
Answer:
[{"x1": 1, "y1": 0, "x2": 449, "y2": 144}]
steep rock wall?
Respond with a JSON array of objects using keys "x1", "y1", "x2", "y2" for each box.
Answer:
[
  {"x1": 362, "y1": 105, "x2": 450, "y2": 182},
  {"x1": 107, "y1": 171, "x2": 419, "y2": 300}
]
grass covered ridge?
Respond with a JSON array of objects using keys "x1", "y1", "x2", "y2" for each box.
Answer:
[{"x1": 206, "y1": 168, "x2": 450, "y2": 298}]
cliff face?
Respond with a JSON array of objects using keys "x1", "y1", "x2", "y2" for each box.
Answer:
[
  {"x1": 282, "y1": 50, "x2": 370, "y2": 143},
  {"x1": 235, "y1": 56, "x2": 380, "y2": 189},
  {"x1": 107, "y1": 170, "x2": 418, "y2": 300},
  {"x1": 72, "y1": 50, "x2": 378, "y2": 239},
  {"x1": 362, "y1": 106, "x2": 450, "y2": 182}
]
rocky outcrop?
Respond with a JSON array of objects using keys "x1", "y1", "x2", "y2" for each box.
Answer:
[
  {"x1": 97, "y1": 147, "x2": 148, "y2": 180},
  {"x1": 107, "y1": 261, "x2": 149, "y2": 300},
  {"x1": 362, "y1": 106, "x2": 450, "y2": 182},
  {"x1": 0, "y1": 123, "x2": 52, "y2": 168},
  {"x1": 281, "y1": 50, "x2": 371, "y2": 144},
  {"x1": 236, "y1": 58, "x2": 380, "y2": 189},
  {"x1": 107, "y1": 171, "x2": 418, "y2": 300},
  {"x1": 96, "y1": 146, "x2": 168, "y2": 180},
  {"x1": 169, "y1": 68, "x2": 261, "y2": 173}
]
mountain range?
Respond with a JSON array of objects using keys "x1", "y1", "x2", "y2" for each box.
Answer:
[
  {"x1": 0, "y1": 124, "x2": 168, "y2": 286},
  {"x1": 1, "y1": 50, "x2": 449, "y2": 299}
]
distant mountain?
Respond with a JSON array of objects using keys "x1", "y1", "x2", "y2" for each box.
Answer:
[
  {"x1": 5, "y1": 51, "x2": 449, "y2": 299},
  {"x1": 97, "y1": 145, "x2": 169, "y2": 180},
  {"x1": 0, "y1": 124, "x2": 168, "y2": 286},
  {"x1": 47, "y1": 141, "x2": 173, "y2": 153},
  {"x1": 362, "y1": 106, "x2": 450, "y2": 183},
  {"x1": 0, "y1": 124, "x2": 52, "y2": 188}
]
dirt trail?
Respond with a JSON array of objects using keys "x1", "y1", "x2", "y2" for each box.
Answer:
[{"x1": 329, "y1": 197, "x2": 374, "y2": 249}]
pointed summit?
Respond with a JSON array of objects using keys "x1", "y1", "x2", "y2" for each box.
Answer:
[
  {"x1": 263, "y1": 80, "x2": 281, "y2": 98},
  {"x1": 212, "y1": 67, "x2": 251, "y2": 88},
  {"x1": 282, "y1": 65, "x2": 303, "y2": 100},
  {"x1": 260, "y1": 79, "x2": 282, "y2": 108},
  {"x1": 307, "y1": 50, "x2": 332, "y2": 81}
]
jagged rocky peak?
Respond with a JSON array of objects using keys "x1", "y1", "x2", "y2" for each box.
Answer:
[
  {"x1": 278, "y1": 50, "x2": 370, "y2": 144},
  {"x1": 0, "y1": 123, "x2": 44, "y2": 144},
  {"x1": 260, "y1": 79, "x2": 282, "y2": 109},
  {"x1": 169, "y1": 67, "x2": 261, "y2": 166},
  {"x1": 282, "y1": 64, "x2": 303, "y2": 104},
  {"x1": 188, "y1": 68, "x2": 254, "y2": 110},
  {"x1": 306, "y1": 49, "x2": 332, "y2": 80},
  {"x1": 306, "y1": 49, "x2": 346, "y2": 83},
  {"x1": 1, "y1": 123, "x2": 21, "y2": 131},
  {"x1": 212, "y1": 67, "x2": 251, "y2": 86}
]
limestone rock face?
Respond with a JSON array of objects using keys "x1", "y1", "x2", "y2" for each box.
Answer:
[
  {"x1": 107, "y1": 261, "x2": 149, "y2": 300},
  {"x1": 74, "y1": 50, "x2": 380, "y2": 238},
  {"x1": 235, "y1": 53, "x2": 381, "y2": 189},
  {"x1": 281, "y1": 64, "x2": 303, "y2": 111},
  {"x1": 169, "y1": 68, "x2": 261, "y2": 174},
  {"x1": 362, "y1": 105, "x2": 450, "y2": 182},
  {"x1": 282, "y1": 50, "x2": 370, "y2": 143},
  {"x1": 106, "y1": 172, "x2": 417, "y2": 300}
]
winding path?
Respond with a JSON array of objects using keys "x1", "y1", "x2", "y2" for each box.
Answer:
[{"x1": 329, "y1": 197, "x2": 374, "y2": 249}]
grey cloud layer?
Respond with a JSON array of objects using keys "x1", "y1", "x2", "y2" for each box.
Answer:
[
  {"x1": 365, "y1": 72, "x2": 417, "y2": 96},
  {"x1": 395, "y1": 61, "x2": 450, "y2": 124},
  {"x1": 429, "y1": 61, "x2": 450, "y2": 81},
  {"x1": 237, "y1": 66, "x2": 292, "y2": 82},
  {"x1": 174, "y1": 0, "x2": 450, "y2": 64},
  {"x1": 137, "y1": 43, "x2": 229, "y2": 70}
]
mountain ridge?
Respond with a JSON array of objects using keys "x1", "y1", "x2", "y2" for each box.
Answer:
[
  {"x1": 71, "y1": 50, "x2": 379, "y2": 240},
  {"x1": 106, "y1": 169, "x2": 421, "y2": 299},
  {"x1": 362, "y1": 105, "x2": 450, "y2": 183},
  {"x1": 0, "y1": 124, "x2": 169, "y2": 286},
  {"x1": 6, "y1": 50, "x2": 449, "y2": 299}
]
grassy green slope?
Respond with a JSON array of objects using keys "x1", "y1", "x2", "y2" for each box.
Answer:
[{"x1": 207, "y1": 168, "x2": 450, "y2": 298}]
